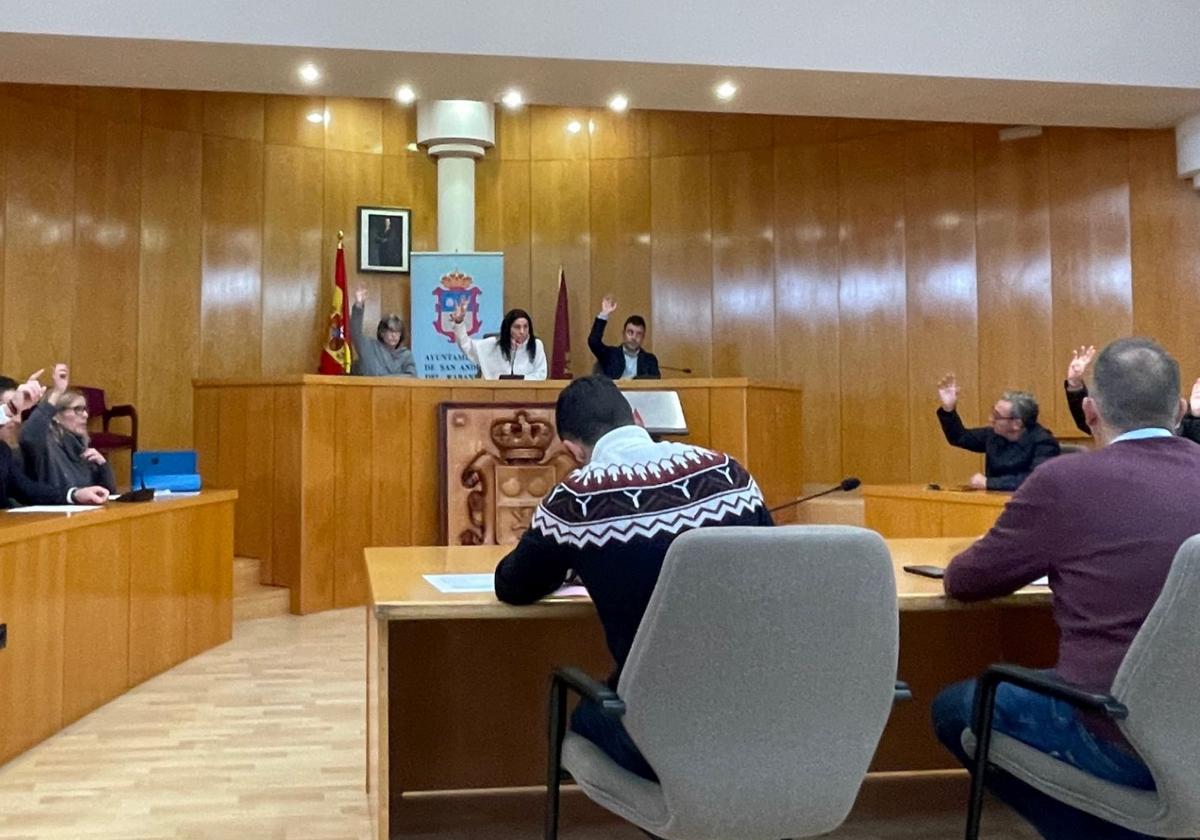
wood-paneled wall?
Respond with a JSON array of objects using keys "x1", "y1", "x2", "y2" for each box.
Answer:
[{"x1": 3, "y1": 83, "x2": 1198, "y2": 484}]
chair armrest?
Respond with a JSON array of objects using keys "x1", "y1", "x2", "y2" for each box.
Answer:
[
  {"x1": 552, "y1": 666, "x2": 625, "y2": 717},
  {"x1": 894, "y1": 680, "x2": 913, "y2": 702},
  {"x1": 102, "y1": 404, "x2": 138, "y2": 440},
  {"x1": 981, "y1": 663, "x2": 1128, "y2": 719}
]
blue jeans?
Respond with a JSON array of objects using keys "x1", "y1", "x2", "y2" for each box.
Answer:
[
  {"x1": 570, "y1": 697, "x2": 658, "y2": 782},
  {"x1": 932, "y1": 677, "x2": 1156, "y2": 840}
]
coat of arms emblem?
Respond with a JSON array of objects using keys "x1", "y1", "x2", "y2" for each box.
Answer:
[{"x1": 433, "y1": 270, "x2": 482, "y2": 342}]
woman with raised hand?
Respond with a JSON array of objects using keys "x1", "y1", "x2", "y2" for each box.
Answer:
[
  {"x1": 451, "y1": 300, "x2": 547, "y2": 380},
  {"x1": 350, "y1": 285, "x2": 417, "y2": 377},
  {"x1": 20, "y1": 363, "x2": 117, "y2": 495}
]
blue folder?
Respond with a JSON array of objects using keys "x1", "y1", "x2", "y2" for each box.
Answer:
[{"x1": 131, "y1": 450, "x2": 202, "y2": 492}]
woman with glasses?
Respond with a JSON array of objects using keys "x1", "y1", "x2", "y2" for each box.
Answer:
[
  {"x1": 935, "y1": 374, "x2": 1061, "y2": 491},
  {"x1": 20, "y1": 363, "x2": 117, "y2": 495}
]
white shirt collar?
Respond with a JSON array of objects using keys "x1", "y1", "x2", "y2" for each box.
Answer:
[{"x1": 1110, "y1": 427, "x2": 1174, "y2": 444}]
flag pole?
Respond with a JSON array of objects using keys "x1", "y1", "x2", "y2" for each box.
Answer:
[{"x1": 337, "y1": 229, "x2": 344, "y2": 250}]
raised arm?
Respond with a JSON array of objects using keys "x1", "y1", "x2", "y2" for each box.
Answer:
[
  {"x1": 936, "y1": 374, "x2": 989, "y2": 452},
  {"x1": 1064, "y1": 345, "x2": 1095, "y2": 434},
  {"x1": 589, "y1": 295, "x2": 618, "y2": 359},
  {"x1": 450, "y1": 300, "x2": 480, "y2": 364},
  {"x1": 350, "y1": 285, "x2": 369, "y2": 343}
]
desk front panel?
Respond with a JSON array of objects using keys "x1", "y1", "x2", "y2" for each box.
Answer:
[{"x1": 863, "y1": 485, "x2": 1008, "y2": 538}]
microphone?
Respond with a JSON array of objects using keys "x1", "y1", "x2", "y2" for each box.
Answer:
[
  {"x1": 659, "y1": 364, "x2": 693, "y2": 374},
  {"x1": 768, "y1": 477, "x2": 861, "y2": 514}
]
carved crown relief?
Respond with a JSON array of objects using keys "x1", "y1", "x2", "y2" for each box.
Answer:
[{"x1": 441, "y1": 404, "x2": 577, "y2": 546}]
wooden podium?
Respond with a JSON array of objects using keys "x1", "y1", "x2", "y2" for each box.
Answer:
[{"x1": 193, "y1": 377, "x2": 802, "y2": 614}]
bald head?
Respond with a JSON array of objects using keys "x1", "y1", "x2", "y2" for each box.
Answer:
[{"x1": 1090, "y1": 338, "x2": 1182, "y2": 435}]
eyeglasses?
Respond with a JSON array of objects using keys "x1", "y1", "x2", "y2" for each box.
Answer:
[
  {"x1": 62, "y1": 406, "x2": 89, "y2": 416},
  {"x1": 990, "y1": 412, "x2": 1018, "y2": 422}
]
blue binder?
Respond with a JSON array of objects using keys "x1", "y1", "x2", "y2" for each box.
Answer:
[{"x1": 131, "y1": 451, "x2": 202, "y2": 492}]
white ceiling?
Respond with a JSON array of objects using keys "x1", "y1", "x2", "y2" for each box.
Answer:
[{"x1": 2, "y1": 1, "x2": 1200, "y2": 128}]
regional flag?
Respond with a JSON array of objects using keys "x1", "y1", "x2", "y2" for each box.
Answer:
[
  {"x1": 550, "y1": 267, "x2": 572, "y2": 379},
  {"x1": 319, "y1": 237, "x2": 353, "y2": 375}
]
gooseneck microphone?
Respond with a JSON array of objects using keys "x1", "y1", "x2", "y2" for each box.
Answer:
[{"x1": 768, "y1": 477, "x2": 861, "y2": 514}]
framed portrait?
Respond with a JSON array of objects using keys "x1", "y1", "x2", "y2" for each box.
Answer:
[{"x1": 357, "y1": 205, "x2": 412, "y2": 273}]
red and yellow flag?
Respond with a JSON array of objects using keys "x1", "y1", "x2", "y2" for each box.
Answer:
[{"x1": 319, "y1": 235, "x2": 353, "y2": 375}]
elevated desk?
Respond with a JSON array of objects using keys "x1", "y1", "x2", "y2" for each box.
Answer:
[
  {"x1": 194, "y1": 376, "x2": 802, "y2": 614},
  {"x1": 863, "y1": 484, "x2": 1010, "y2": 538},
  {"x1": 364, "y1": 539, "x2": 1054, "y2": 839},
  {"x1": 0, "y1": 490, "x2": 236, "y2": 766}
]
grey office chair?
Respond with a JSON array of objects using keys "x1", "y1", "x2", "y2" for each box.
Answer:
[
  {"x1": 545, "y1": 525, "x2": 906, "y2": 840},
  {"x1": 961, "y1": 534, "x2": 1200, "y2": 839}
]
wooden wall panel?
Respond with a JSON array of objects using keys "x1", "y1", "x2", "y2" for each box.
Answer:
[
  {"x1": 322, "y1": 150, "x2": 382, "y2": 316},
  {"x1": 334, "y1": 388, "x2": 374, "y2": 608},
  {"x1": 650, "y1": 155, "x2": 712, "y2": 376},
  {"x1": 711, "y1": 114, "x2": 775, "y2": 152},
  {"x1": 1047, "y1": 128, "x2": 1133, "y2": 432},
  {"x1": 973, "y1": 128, "x2": 1055, "y2": 434},
  {"x1": 3, "y1": 97, "x2": 76, "y2": 376},
  {"x1": 1130, "y1": 129, "x2": 1200, "y2": 384},
  {"x1": 72, "y1": 113, "x2": 141, "y2": 398},
  {"x1": 381, "y1": 102, "x2": 418, "y2": 157},
  {"x1": 75, "y1": 87, "x2": 141, "y2": 123},
  {"x1": 589, "y1": 110, "x2": 649, "y2": 160},
  {"x1": 838, "y1": 134, "x2": 909, "y2": 483},
  {"x1": 186, "y1": 501, "x2": 234, "y2": 655},
  {"x1": 128, "y1": 509, "x2": 190, "y2": 683},
  {"x1": 711, "y1": 148, "x2": 775, "y2": 378},
  {"x1": 649, "y1": 111, "x2": 710, "y2": 157},
  {"x1": 265, "y1": 94, "x2": 326, "y2": 149},
  {"x1": 271, "y1": 386, "x2": 303, "y2": 594},
  {"x1": 774, "y1": 142, "x2": 841, "y2": 482},
  {"x1": 200, "y1": 135, "x2": 264, "y2": 378},
  {"x1": 530, "y1": 159, "x2": 590, "y2": 371},
  {"x1": 0, "y1": 536, "x2": 66, "y2": 766},
  {"x1": 141, "y1": 89, "x2": 203, "y2": 133},
  {"x1": 409, "y1": 389, "x2": 443, "y2": 545},
  {"x1": 262, "y1": 144, "x2": 324, "y2": 376},
  {"x1": 475, "y1": 156, "x2": 531, "y2": 314},
  {"x1": 63, "y1": 522, "x2": 130, "y2": 724},
  {"x1": 530, "y1": 106, "x2": 590, "y2": 161},
  {"x1": 496, "y1": 108, "x2": 531, "y2": 161},
  {"x1": 588, "y1": 157, "x2": 652, "y2": 365},
  {"x1": 382, "y1": 153, "x2": 437, "y2": 326},
  {"x1": 326, "y1": 98, "x2": 384, "y2": 155},
  {"x1": 202, "y1": 92, "x2": 264, "y2": 142},
  {"x1": 903, "y1": 126, "x2": 979, "y2": 485},
  {"x1": 371, "y1": 388, "x2": 413, "y2": 548},
  {"x1": 138, "y1": 126, "x2": 202, "y2": 449},
  {"x1": 299, "y1": 386, "x2": 337, "y2": 613}
]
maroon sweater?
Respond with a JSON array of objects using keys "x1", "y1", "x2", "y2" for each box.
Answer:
[{"x1": 945, "y1": 435, "x2": 1200, "y2": 693}]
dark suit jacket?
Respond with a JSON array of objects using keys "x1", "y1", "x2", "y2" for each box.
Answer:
[
  {"x1": 1065, "y1": 380, "x2": 1200, "y2": 443},
  {"x1": 936, "y1": 407, "x2": 1061, "y2": 490},
  {"x1": 587, "y1": 317, "x2": 660, "y2": 379},
  {"x1": 0, "y1": 444, "x2": 67, "y2": 507}
]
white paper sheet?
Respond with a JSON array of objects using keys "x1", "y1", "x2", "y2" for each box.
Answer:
[
  {"x1": 1031, "y1": 576, "x2": 1049, "y2": 586},
  {"x1": 5, "y1": 505, "x2": 103, "y2": 514},
  {"x1": 422, "y1": 574, "x2": 590, "y2": 599}
]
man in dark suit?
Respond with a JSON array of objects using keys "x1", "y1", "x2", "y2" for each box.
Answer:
[
  {"x1": 588, "y1": 295, "x2": 660, "y2": 379},
  {"x1": 932, "y1": 337, "x2": 1200, "y2": 840}
]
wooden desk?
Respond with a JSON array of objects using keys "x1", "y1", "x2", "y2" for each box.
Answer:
[
  {"x1": 364, "y1": 539, "x2": 1054, "y2": 838},
  {"x1": 194, "y1": 376, "x2": 802, "y2": 614},
  {"x1": 863, "y1": 484, "x2": 1010, "y2": 538},
  {"x1": 0, "y1": 490, "x2": 236, "y2": 766}
]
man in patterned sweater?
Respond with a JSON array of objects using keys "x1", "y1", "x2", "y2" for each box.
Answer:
[{"x1": 495, "y1": 375, "x2": 774, "y2": 781}]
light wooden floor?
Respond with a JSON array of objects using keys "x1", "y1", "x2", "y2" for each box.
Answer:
[{"x1": 0, "y1": 608, "x2": 1037, "y2": 840}]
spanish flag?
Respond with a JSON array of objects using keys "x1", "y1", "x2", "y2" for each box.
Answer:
[{"x1": 319, "y1": 235, "x2": 353, "y2": 375}]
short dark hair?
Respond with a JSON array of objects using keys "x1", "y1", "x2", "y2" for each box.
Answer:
[
  {"x1": 1091, "y1": 337, "x2": 1181, "y2": 433},
  {"x1": 623, "y1": 315, "x2": 646, "y2": 332},
  {"x1": 0, "y1": 376, "x2": 17, "y2": 392},
  {"x1": 1000, "y1": 390, "x2": 1039, "y2": 426},
  {"x1": 376, "y1": 314, "x2": 407, "y2": 345},
  {"x1": 555, "y1": 375, "x2": 634, "y2": 446}
]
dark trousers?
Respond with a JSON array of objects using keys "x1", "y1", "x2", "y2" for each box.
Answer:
[
  {"x1": 570, "y1": 698, "x2": 658, "y2": 782},
  {"x1": 932, "y1": 677, "x2": 1156, "y2": 840}
]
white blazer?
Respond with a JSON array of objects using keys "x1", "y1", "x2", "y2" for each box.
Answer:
[{"x1": 454, "y1": 321, "x2": 548, "y2": 380}]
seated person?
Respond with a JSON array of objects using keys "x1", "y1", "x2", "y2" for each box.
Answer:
[
  {"x1": 933, "y1": 337, "x2": 1200, "y2": 840},
  {"x1": 936, "y1": 374, "x2": 1060, "y2": 490},
  {"x1": 588, "y1": 294, "x2": 660, "y2": 379},
  {"x1": 1064, "y1": 343, "x2": 1200, "y2": 442},
  {"x1": 494, "y1": 376, "x2": 772, "y2": 780},
  {"x1": 451, "y1": 301, "x2": 547, "y2": 380},
  {"x1": 0, "y1": 374, "x2": 108, "y2": 506},
  {"x1": 350, "y1": 285, "x2": 416, "y2": 377},
  {"x1": 21, "y1": 363, "x2": 117, "y2": 495}
]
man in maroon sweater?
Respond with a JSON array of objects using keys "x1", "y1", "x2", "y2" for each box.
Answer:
[{"x1": 932, "y1": 337, "x2": 1200, "y2": 840}]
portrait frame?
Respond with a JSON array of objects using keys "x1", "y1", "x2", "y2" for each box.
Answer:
[{"x1": 357, "y1": 205, "x2": 412, "y2": 273}]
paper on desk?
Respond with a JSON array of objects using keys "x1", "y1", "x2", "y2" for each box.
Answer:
[
  {"x1": 1031, "y1": 576, "x2": 1049, "y2": 587},
  {"x1": 422, "y1": 574, "x2": 590, "y2": 599},
  {"x1": 6, "y1": 504, "x2": 103, "y2": 514}
]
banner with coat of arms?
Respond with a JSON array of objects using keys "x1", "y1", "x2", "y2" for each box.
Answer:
[{"x1": 410, "y1": 252, "x2": 505, "y2": 379}]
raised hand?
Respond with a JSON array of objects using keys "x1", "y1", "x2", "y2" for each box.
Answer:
[
  {"x1": 1065, "y1": 345, "x2": 1096, "y2": 389},
  {"x1": 354, "y1": 284, "x2": 368, "y2": 306},
  {"x1": 1190, "y1": 377, "x2": 1200, "y2": 417},
  {"x1": 81, "y1": 447, "x2": 107, "y2": 465},
  {"x1": 450, "y1": 299, "x2": 467, "y2": 325},
  {"x1": 600, "y1": 294, "x2": 618, "y2": 317},
  {"x1": 937, "y1": 374, "x2": 959, "y2": 412},
  {"x1": 52, "y1": 363, "x2": 69, "y2": 392},
  {"x1": 11, "y1": 380, "x2": 46, "y2": 412}
]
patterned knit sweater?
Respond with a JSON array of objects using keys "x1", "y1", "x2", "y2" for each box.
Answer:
[{"x1": 494, "y1": 424, "x2": 773, "y2": 678}]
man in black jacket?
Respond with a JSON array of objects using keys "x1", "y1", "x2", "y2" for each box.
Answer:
[
  {"x1": 494, "y1": 376, "x2": 772, "y2": 781},
  {"x1": 587, "y1": 294, "x2": 660, "y2": 379},
  {"x1": 936, "y1": 374, "x2": 1061, "y2": 491}
]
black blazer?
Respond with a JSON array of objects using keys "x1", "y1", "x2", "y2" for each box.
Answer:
[
  {"x1": 0, "y1": 444, "x2": 66, "y2": 507},
  {"x1": 587, "y1": 317, "x2": 660, "y2": 379},
  {"x1": 1066, "y1": 381, "x2": 1200, "y2": 443}
]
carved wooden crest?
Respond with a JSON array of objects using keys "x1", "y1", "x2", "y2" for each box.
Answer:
[{"x1": 439, "y1": 403, "x2": 577, "y2": 545}]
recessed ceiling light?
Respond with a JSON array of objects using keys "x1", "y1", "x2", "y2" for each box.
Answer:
[
  {"x1": 306, "y1": 111, "x2": 325, "y2": 124},
  {"x1": 298, "y1": 63, "x2": 321, "y2": 84},
  {"x1": 501, "y1": 89, "x2": 524, "y2": 109},
  {"x1": 714, "y1": 81, "x2": 738, "y2": 101},
  {"x1": 395, "y1": 85, "x2": 416, "y2": 105},
  {"x1": 607, "y1": 94, "x2": 629, "y2": 113},
  {"x1": 566, "y1": 120, "x2": 582, "y2": 134}
]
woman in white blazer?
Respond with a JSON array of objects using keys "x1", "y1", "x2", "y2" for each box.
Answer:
[{"x1": 451, "y1": 302, "x2": 548, "y2": 380}]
